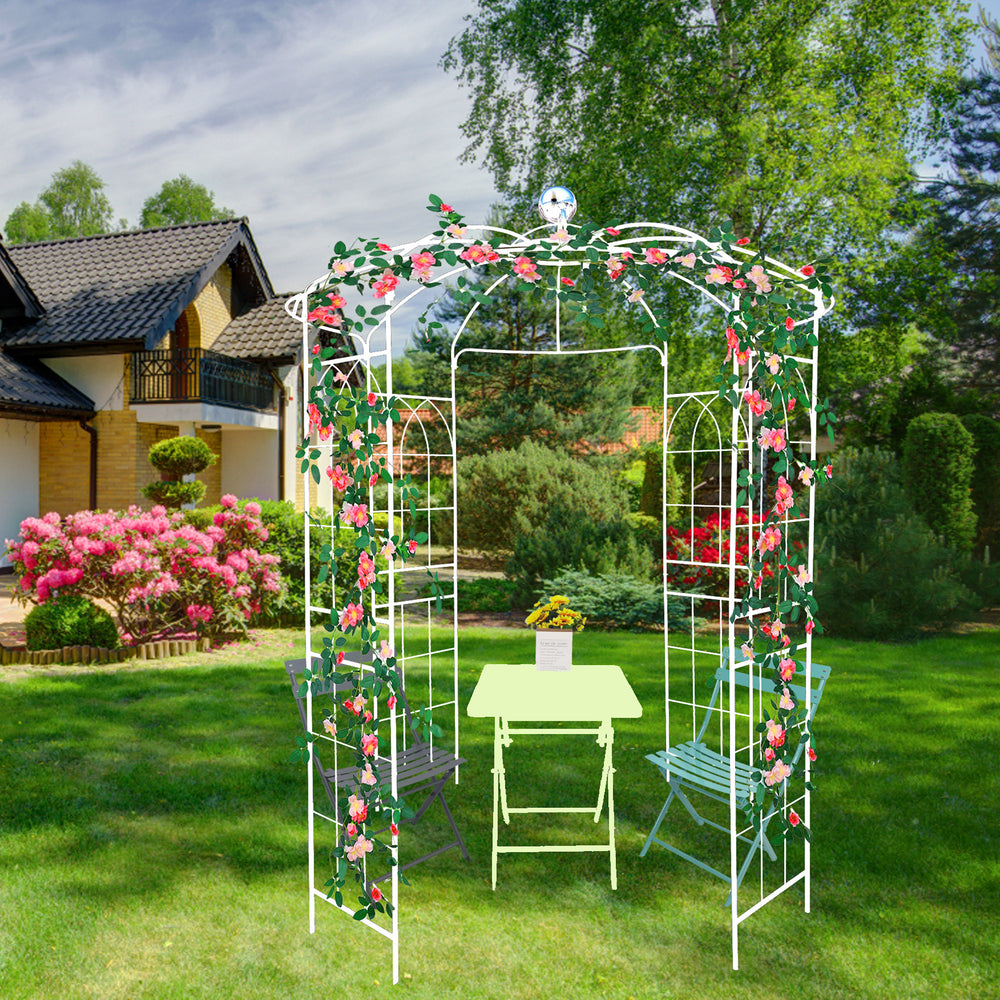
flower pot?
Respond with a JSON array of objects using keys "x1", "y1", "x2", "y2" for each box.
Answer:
[{"x1": 535, "y1": 629, "x2": 572, "y2": 671}]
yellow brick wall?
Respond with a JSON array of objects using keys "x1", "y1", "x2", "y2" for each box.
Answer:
[
  {"x1": 196, "y1": 429, "x2": 223, "y2": 504},
  {"x1": 193, "y1": 264, "x2": 234, "y2": 350},
  {"x1": 39, "y1": 421, "x2": 91, "y2": 515}
]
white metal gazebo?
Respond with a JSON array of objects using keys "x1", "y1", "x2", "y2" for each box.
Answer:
[{"x1": 286, "y1": 189, "x2": 833, "y2": 981}]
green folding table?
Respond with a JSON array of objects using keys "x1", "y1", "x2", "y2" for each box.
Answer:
[{"x1": 467, "y1": 663, "x2": 642, "y2": 890}]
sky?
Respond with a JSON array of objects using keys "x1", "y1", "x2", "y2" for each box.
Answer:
[
  {"x1": 3, "y1": 0, "x2": 1000, "y2": 307},
  {"x1": 0, "y1": 0, "x2": 499, "y2": 296}
]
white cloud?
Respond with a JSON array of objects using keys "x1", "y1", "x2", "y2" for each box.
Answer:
[{"x1": 0, "y1": 0, "x2": 501, "y2": 308}]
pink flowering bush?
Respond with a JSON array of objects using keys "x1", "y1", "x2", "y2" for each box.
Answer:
[{"x1": 5, "y1": 495, "x2": 283, "y2": 644}]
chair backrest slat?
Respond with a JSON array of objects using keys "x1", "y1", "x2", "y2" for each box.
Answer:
[{"x1": 692, "y1": 650, "x2": 832, "y2": 749}]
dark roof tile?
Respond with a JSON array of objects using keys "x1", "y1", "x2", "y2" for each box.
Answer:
[
  {"x1": 0, "y1": 351, "x2": 94, "y2": 415},
  {"x1": 212, "y1": 294, "x2": 302, "y2": 363},
  {"x1": 3, "y1": 219, "x2": 273, "y2": 352}
]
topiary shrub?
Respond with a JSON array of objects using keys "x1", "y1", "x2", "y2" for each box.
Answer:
[
  {"x1": 960, "y1": 413, "x2": 1000, "y2": 555},
  {"x1": 457, "y1": 439, "x2": 627, "y2": 554},
  {"x1": 142, "y1": 435, "x2": 217, "y2": 509},
  {"x1": 25, "y1": 594, "x2": 119, "y2": 651},
  {"x1": 814, "y1": 446, "x2": 975, "y2": 638},
  {"x1": 901, "y1": 412, "x2": 976, "y2": 552}
]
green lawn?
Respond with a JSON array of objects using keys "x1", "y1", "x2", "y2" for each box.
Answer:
[{"x1": 1, "y1": 626, "x2": 997, "y2": 999}]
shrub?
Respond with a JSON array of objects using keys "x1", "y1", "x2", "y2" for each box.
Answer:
[
  {"x1": 25, "y1": 594, "x2": 119, "y2": 651},
  {"x1": 142, "y1": 435, "x2": 217, "y2": 509},
  {"x1": 902, "y1": 412, "x2": 976, "y2": 551},
  {"x1": 665, "y1": 509, "x2": 773, "y2": 597},
  {"x1": 539, "y1": 568, "x2": 702, "y2": 631},
  {"x1": 814, "y1": 446, "x2": 975, "y2": 638},
  {"x1": 457, "y1": 440, "x2": 627, "y2": 554},
  {"x1": 6, "y1": 497, "x2": 282, "y2": 644},
  {"x1": 506, "y1": 504, "x2": 654, "y2": 606},
  {"x1": 457, "y1": 576, "x2": 518, "y2": 612},
  {"x1": 960, "y1": 413, "x2": 1000, "y2": 554}
]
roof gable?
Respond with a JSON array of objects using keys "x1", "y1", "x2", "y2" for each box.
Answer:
[
  {"x1": 0, "y1": 242, "x2": 44, "y2": 328},
  {"x1": 2, "y1": 219, "x2": 275, "y2": 354}
]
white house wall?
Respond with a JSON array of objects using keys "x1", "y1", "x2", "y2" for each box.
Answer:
[
  {"x1": 221, "y1": 428, "x2": 278, "y2": 501},
  {"x1": 43, "y1": 354, "x2": 125, "y2": 411},
  {"x1": 0, "y1": 418, "x2": 39, "y2": 568}
]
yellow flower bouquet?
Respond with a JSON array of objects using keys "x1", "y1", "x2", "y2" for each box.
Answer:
[{"x1": 525, "y1": 594, "x2": 587, "y2": 631}]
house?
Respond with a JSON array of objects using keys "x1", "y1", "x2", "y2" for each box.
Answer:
[{"x1": 0, "y1": 219, "x2": 313, "y2": 567}]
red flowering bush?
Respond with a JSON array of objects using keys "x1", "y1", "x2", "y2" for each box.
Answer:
[
  {"x1": 5, "y1": 494, "x2": 283, "y2": 644},
  {"x1": 665, "y1": 509, "x2": 774, "y2": 596}
]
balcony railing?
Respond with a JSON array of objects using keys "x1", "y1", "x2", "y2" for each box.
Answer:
[{"x1": 130, "y1": 348, "x2": 275, "y2": 412}]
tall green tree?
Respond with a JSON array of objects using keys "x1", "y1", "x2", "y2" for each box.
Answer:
[
  {"x1": 4, "y1": 160, "x2": 115, "y2": 243},
  {"x1": 406, "y1": 276, "x2": 638, "y2": 456},
  {"x1": 140, "y1": 175, "x2": 233, "y2": 228},
  {"x1": 443, "y1": 1, "x2": 971, "y2": 255}
]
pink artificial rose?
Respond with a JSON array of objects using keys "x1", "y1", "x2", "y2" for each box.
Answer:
[
  {"x1": 644, "y1": 247, "x2": 669, "y2": 265},
  {"x1": 312, "y1": 344, "x2": 320, "y2": 356},
  {"x1": 406, "y1": 539, "x2": 418, "y2": 555},
  {"x1": 788, "y1": 810, "x2": 801, "y2": 826},
  {"x1": 390, "y1": 821, "x2": 399, "y2": 837},
  {"x1": 372, "y1": 269, "x2": 399, "y2": 298},
  {"x1": 800, "y1": 265, "x2": 815, "y2": 277},
  {"x1": 367, "y1": 391, "x2": 378, "y2": 406},
  {"x1": 744, "y1": 389, "x2": 772, "y2": 417},
  {"x1": 736, "y1": 236, "x2": 751, "y2": 246},
  {"x1": 764, "y1": 747, "x2": 775, "y2": 762},
  {"x1": 779, "y1": 658, "x2": 797, "y2": 682},
  {"x1": 322, "y1": 717, "x2": 336, "y2": 737},
  {"x1": 747, "y1": 264, "x2": 771, "y2": 293},
  {"x1": 779, "y1": 688, "x2": 795, "y2": 711},
  {"x1": 361, "y1": 763, "x2": 377, "y2": 786},
  {"x1": 346, "y1": 822, "x2": 357, "y2": 838},
  {"x1": 807, "y1": 747, "x2": 817, "y2": 761},
  {"x1": 439, "y1": 203, "x2": 454, "y2": 213},
  {"x1": 338, "y1": 602, "x2": 364, "y2": 629},
  {"x1": 606, "y1": 227, "x2": 621, "y2": 236},
  {"x1": 377, "y1": 242, "x2": 392, "y2": 252},
  {"x1": 387, "y1": 694, "x2": 397, "y2": 711},
  {"x1": 445, "y1": 223, "x2": 466, "y2": 238},
  {"x1": 773, "y1": 475, "x2": 794, "y2": 516},
  {"x1": 370, "y1": 885, "x2": 383, "y2": 903},
  {"x1": 825, "y1": 463, "x2": 833, "y2": 479},
  {"x1": 361, "y1": 733, "x2": 379, "y2": 757},
  {"x1": 805, "y1": 618, "x2": 815, "y2": 635},
  {"x1": 348, "y1": 793, "x2": 368, "y2": 822}
]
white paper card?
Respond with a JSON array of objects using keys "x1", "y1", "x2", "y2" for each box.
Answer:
[{"x1": 535, "y1": 630, "x2": 572, "y2": 671}]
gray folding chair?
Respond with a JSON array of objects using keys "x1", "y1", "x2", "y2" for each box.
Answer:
[{"x1": 286, "y1": 656, "x2": 469, "y2": 880}]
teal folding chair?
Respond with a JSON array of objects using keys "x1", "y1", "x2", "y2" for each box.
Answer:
[{"x1": 640, "y1": 652, "x2": 831, "y2": 901}]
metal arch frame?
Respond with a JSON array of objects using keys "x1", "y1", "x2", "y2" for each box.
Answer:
[{"x1": 286, "y1": 215, "x2": 832, "y2": 979}]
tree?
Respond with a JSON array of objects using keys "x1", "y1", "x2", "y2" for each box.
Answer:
[
  {"x1": 443, "y1": 2, "x2": 971, "y2": 256},
  {"x1": 140, "y1": 175, "x2": 233, "y2": 228},
  {"x1": 4, "y1": 160, "x2": 115, "y2": 242},
  {"x1": 921, "y1": 60, "x2": 1000, "y2": 404},
  {"x1": 408, "y1": 275, "x2": 638, "y2": 456}
]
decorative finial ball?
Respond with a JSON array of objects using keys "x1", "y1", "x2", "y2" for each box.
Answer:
[{"x1": 537, "y1": 186, "x2": 577, "y2": 225}]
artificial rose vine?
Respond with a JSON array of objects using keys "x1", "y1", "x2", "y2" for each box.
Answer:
[
  {"x1": 292, "y1": 370, "x2": 432, "y2": 921},
  {"x1": 297, "y1": 194, "x2": 835, "y2": 886}
]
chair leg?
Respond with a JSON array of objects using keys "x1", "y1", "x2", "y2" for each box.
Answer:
[
  {"x1": 640, "y1": 788, "x2": 676, "y2": 857},
  {"x1": 437, "y1": 787, "x2": 471, "y2": 861}
]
